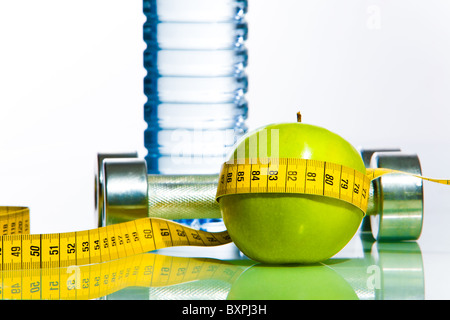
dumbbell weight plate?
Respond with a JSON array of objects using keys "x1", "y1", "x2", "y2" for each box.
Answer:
[
  {"x1": 369, "y1": 152, "x2": 424, "y2": 241},
  {"x1": 101, "y1": 158, "x2": 149, "y2": 227},
  {"x1": 95, "y1": 152, "x2": 138, "y2": 227}
]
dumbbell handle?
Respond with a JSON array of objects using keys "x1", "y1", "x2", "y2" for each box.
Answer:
[
  {"x1": 99, "y1": 158, "x2": 222, "y2": 226},
  {"x1": 146, "y1": 174, "x2": 221, "y2": 220}
]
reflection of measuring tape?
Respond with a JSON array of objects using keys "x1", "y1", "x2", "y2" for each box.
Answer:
[
  {"x1": 0, "y1": 252, "x2": 244, "y2": 300},
  {"x1": 1, "y1": 158, "x2": 449, "y2": 272}
]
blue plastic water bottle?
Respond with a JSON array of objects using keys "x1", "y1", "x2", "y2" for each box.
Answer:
[{"x1": 143, "y1": 0, "x2": 249, "y2": 229}]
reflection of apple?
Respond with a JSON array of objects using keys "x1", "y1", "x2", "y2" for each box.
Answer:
[
  {"x1": 219, "y1": 119, "x2": 366, "y2": 264},
  {"x1": 227, "y1": 263, "x2": 358, "y2": 300}
]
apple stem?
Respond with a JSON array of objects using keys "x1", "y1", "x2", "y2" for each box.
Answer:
[{"x1": 297, "y1": 112, "x2": 302, "y2": 123}]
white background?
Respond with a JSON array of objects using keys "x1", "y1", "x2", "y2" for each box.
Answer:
[{"x1": 1, "y1": 0, "x2": 450, "y2": 298}]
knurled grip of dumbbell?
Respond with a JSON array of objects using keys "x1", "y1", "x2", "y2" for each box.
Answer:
[
  {"x1": 97, "y1": 156, "x2": 222, "y2": 227},
  {"x1": 146, "y1": 174, "x2": 221, "y2": 220}
]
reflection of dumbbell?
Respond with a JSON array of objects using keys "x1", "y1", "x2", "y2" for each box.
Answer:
[
  {"x1": 359, "y1": 149, "x2": 423, "y2": 241},
  {"x1": 330, "y1": 239, "x2": 424, "y2": 300},
  {"x1": 95, "y1": 150, "x2": 424, "y2": 241}
]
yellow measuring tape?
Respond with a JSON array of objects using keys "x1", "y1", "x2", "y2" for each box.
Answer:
[
  {"x1": 216, "y1": 158, "x2": 372, "y2": 215},
  {"x1": 0, "y1": 207, "x2": 244, "y2": 299},
  {"x1": 0, "y1": 207, "x2": 230, "y2": 271},
  {"x1": 216, "y1": 157, "x2": 450, "y2": 215},
  {"x1": 1, "y1": 157, "x2": 449, "y2": 274}
]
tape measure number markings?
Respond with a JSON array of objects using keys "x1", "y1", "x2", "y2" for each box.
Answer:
[
  {"x1": 216, "y1": 158, "x2": 371, "y2": 215},
  {"x1": 0, "y1": 209, "x2": 231, "y2": 271}
]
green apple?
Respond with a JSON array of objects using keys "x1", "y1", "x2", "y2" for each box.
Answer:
[
  {"x1": 219, "y1": 117, "x2": 366, "y2": 264},
  {"x1": 227, "y1": 263, "x2": 358, "y2": 300}
]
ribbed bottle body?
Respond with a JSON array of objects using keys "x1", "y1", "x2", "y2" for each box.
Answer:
[{"x1": 143, "y1": 0, "x2": 248, "y2": 175}]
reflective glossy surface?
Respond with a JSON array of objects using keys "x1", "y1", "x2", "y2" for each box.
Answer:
[
  {"x1": 139, "y1": 234, "x2": 426, "y2": 300},
  {"x1": 1, "y1": 204, "x2": 448, "y2": 300}
]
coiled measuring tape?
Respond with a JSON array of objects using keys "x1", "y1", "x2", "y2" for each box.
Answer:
[{"x1": 1, "y1": 158, "x2": 449, "y2": 273}]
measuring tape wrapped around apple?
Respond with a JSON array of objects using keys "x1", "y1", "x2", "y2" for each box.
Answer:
[
  {"x1": 215, "y1": 114, "x2": 450, "y2": 263},
  {"x1": 1, "y1": 114, "x2": 449, "y2": 269}
]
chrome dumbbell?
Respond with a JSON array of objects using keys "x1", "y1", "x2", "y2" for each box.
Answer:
[
  {"x1": 95, "y1": 152, "x2": 139, "y2": 227},
  {"x1": 95, "y1": 150, "x2": 424, "y2": 241},
  {"x1": 359, "y1": 148, "x2": 401, "y2": 234},
  {"x1": 359, "y1": 149, "x2": 424, "y2": 241},
  {"x1": 95, "y1": 153, "x2": 222, "y2": 228}
]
